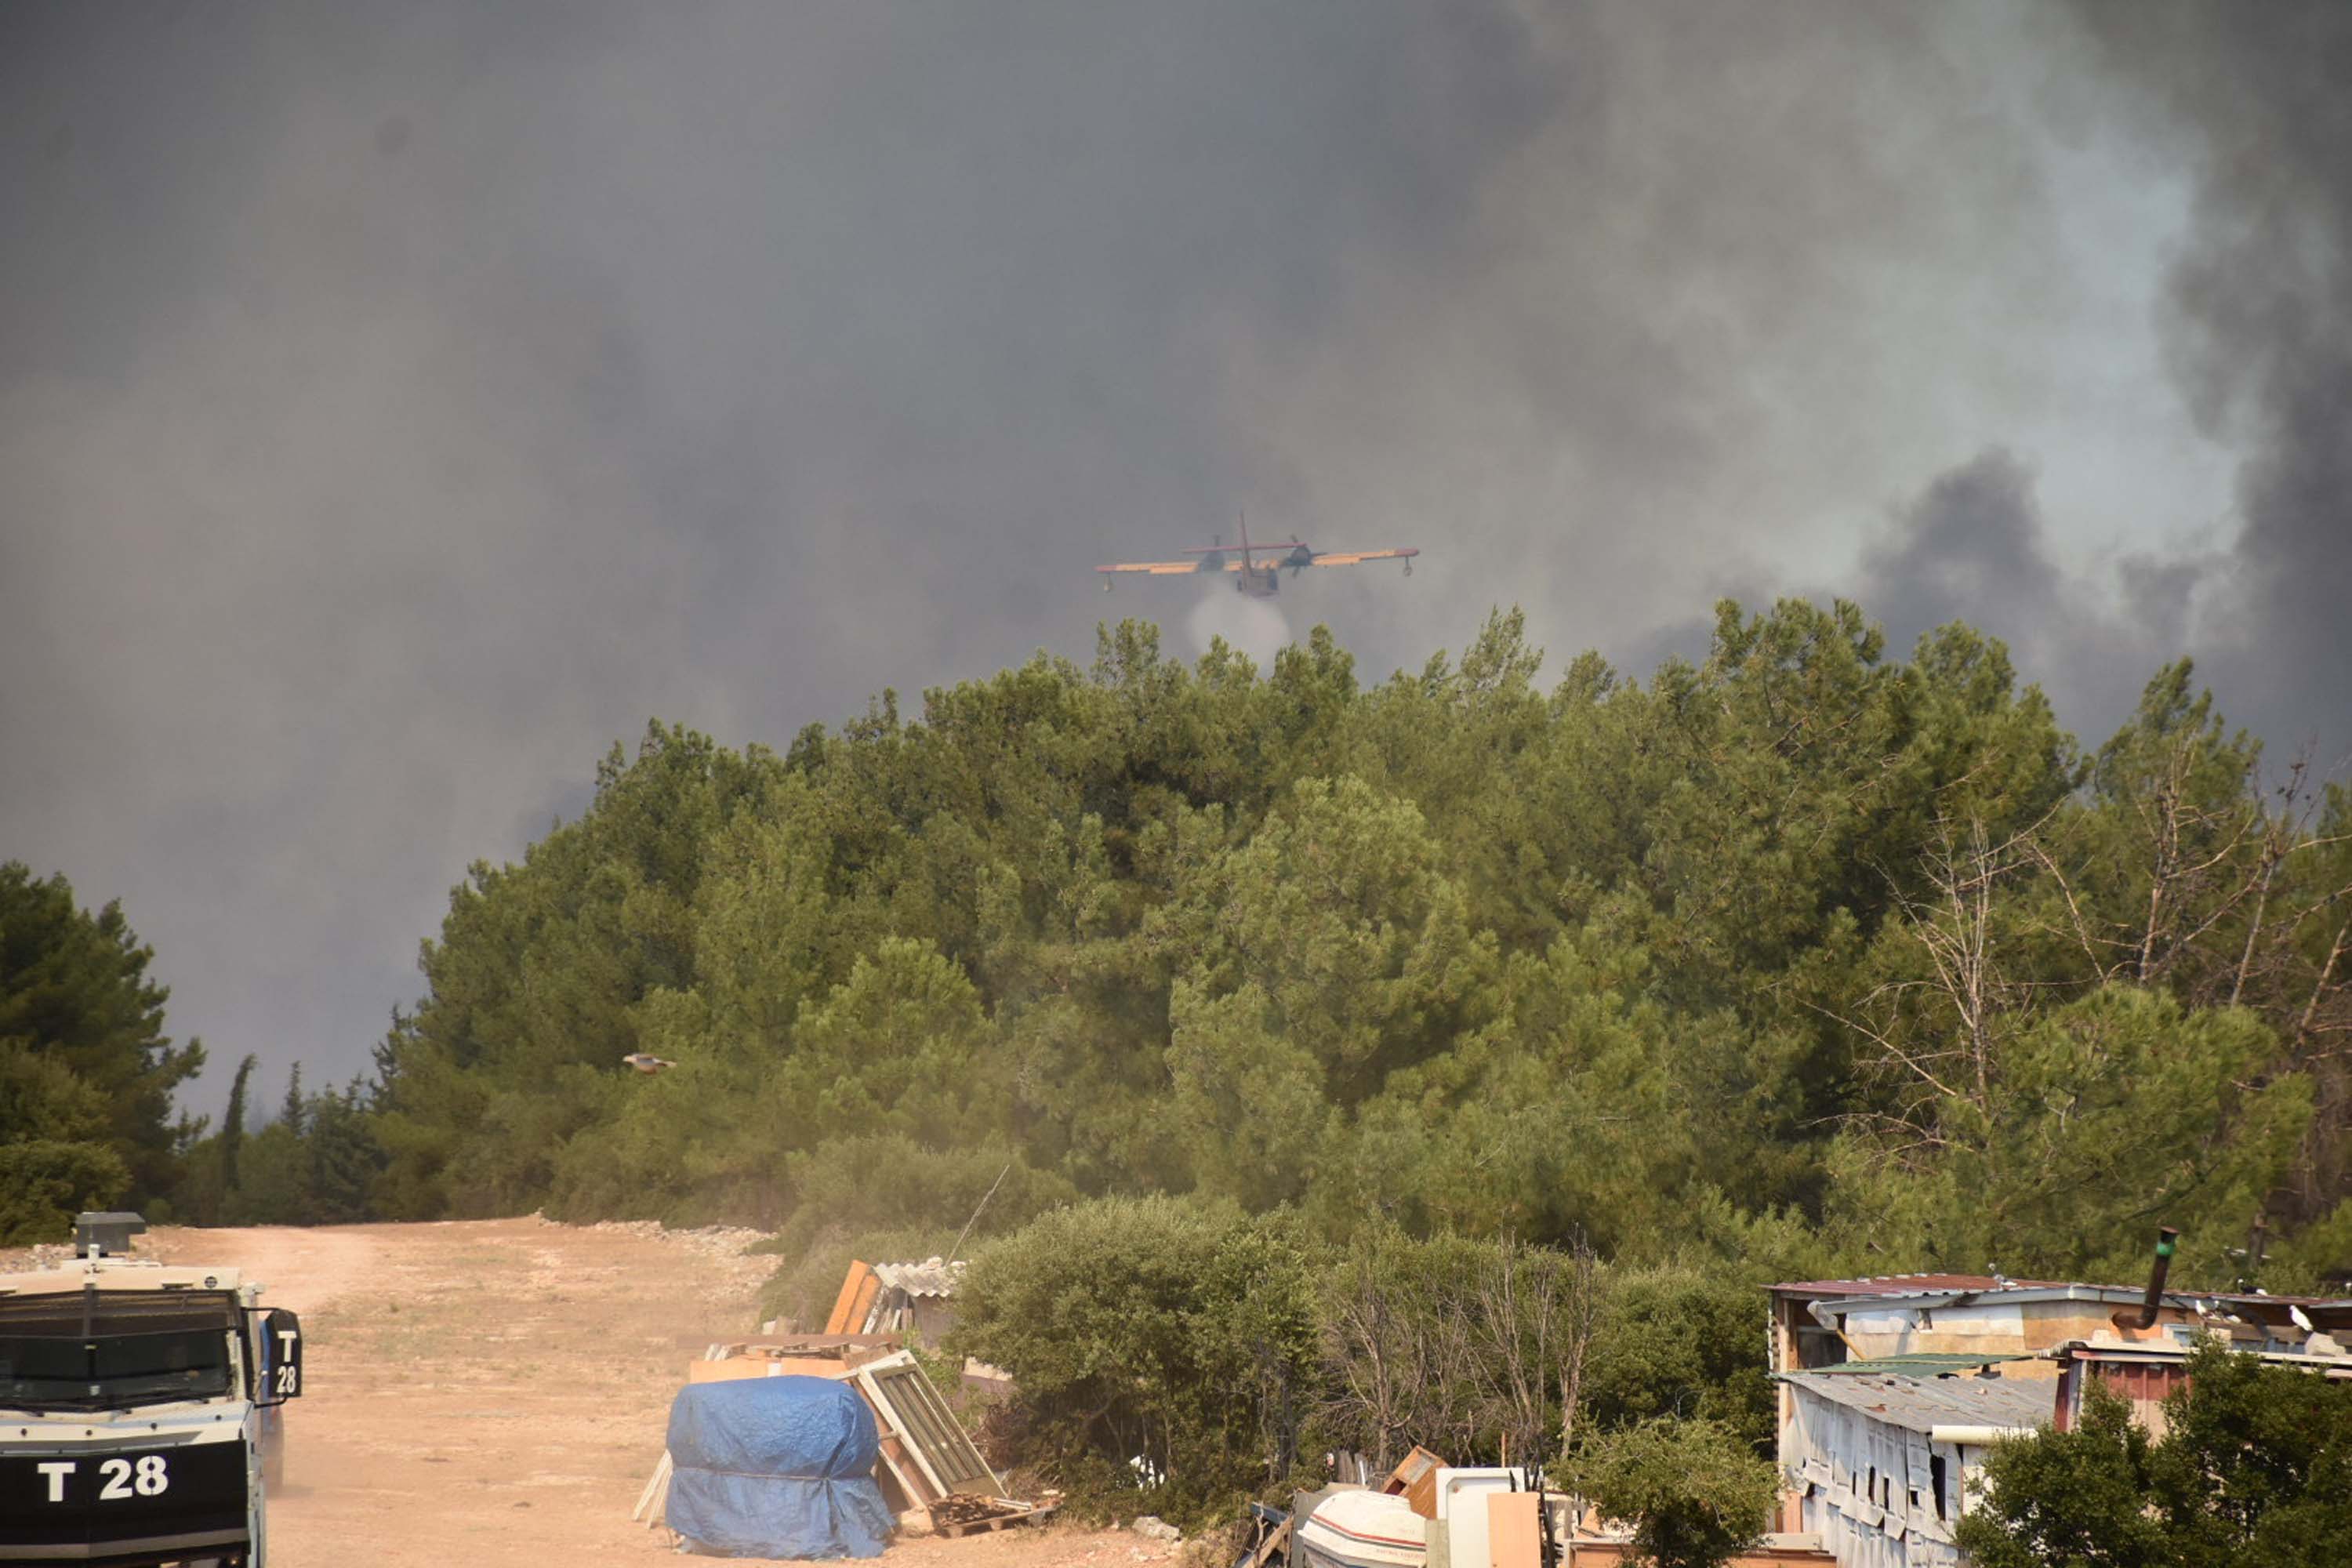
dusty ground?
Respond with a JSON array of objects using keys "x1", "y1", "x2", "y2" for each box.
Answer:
[{"x1": 96, "y1": 1218, "x2": 1175, "y2": 1568}]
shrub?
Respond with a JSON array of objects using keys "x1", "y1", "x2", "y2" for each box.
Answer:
[
  {"x1": 952, "y1": 1195, "x2": 1319, "y2": 1525},
  {"x1": 1956, "y1": 1344, "x2": 2352, "y2": 1567},
  {"x1": 0, "y1": 1139, "x2": 130, "y2": 1246},
  {"x1": 1563, "y1": 1417, "x2": 1775, "y2": 1568}
]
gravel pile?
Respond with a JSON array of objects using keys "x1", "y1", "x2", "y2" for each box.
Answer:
[
  {"x1": 0, "y1": 1242, "x2": 76, "y2": 1273},
  {"x1": 528, "y1": 1212, "x2": 774, "y2": 1287}
]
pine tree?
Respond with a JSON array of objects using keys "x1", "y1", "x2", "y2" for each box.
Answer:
[
  {"x1": 0, "y1": 863, "x2": 205, "y2": 1204},
  {"x1": 306, "y1": 1080, "x2": 382, "y2": 1224},
  {"x1": 220, "y1": 1054, "x2": 256, "y2": 1196}
]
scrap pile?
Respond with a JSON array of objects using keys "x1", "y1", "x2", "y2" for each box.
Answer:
[
  {"x1": 1237, "y1": 1449, "x2": 1602, "y2": 1568},
  {"x1": 688, "y1": 1333, "x2": 902, "y2": 1383},
  {"x1": 849, "y1": 1350, "x2": 1005, "y2": 1513},
  {"x1": 639, "y1": 1258, "x2": 1055, "y2": 1544},
  {"x1": 829, "y1": 1257, "x2": 966, "y2": 1341},
  {"x1": 928, "y1": 1494, "x2": 1059, "y2": 1538}
]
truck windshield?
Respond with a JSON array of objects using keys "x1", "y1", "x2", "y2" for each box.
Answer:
[{"x1": 0, "y1": 1290, "x2": 239, "y2": 1411}]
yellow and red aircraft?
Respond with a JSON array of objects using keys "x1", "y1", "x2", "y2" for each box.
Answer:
[{"x1": 1097, "y1": 517, "x2": 1420, "y2": 598}]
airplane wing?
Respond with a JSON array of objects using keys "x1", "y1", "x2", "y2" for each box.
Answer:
[
  {"x1": 1097, "y1": 546, "x2": 1420, "y2": 576},
  {"x1": 1096, "y1": 554, "x2": 1270, "y2": 573},
  {"x1": 1096, "y1": 558, "x2": 1244, "y2": 575}
]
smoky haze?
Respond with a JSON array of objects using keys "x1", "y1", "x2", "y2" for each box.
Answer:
[{"x1": 2, "y1": 1, "x2": 2343, "y2": 1111}]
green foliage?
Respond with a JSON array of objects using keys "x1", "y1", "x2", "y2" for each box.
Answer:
[
  {"x1": 1563, "y1": 1417, "x2": 1777, "y2": 1568},
  {"x1": 373, "y1": 722, "x2": 782, "y2": 1218},
  {"x1": 299, "y1": 1080, "x2": 384, "y2": 1224},
  {"x1": 9, "y1": 599, "x2": 2339, "y2": 1530},
  {"x1": 325, "y1": 601, "x2": 2352, "y2": 1501},
  {"x1": 1957, "y1": 1380, "x2": 2171, "y2": 1566},
  {"x1": 218, "y1": 1053, "x2": 256, "y2": 1195},
  {"x1": 1957, "y1": 1345, "x2": 2352, "y2": 1567},
  {"x1": 164, "y1": 1063, "x2": 387, "y2": 1228},
  {"x1": 1830, "y1": 989, "x2": 2310, "y2": 1283},
  {"x1": 364, "y1": 608, "x2": 2352, "y2": 1286},
  {"x1": 774, "y1": 938, "x2": 1011, "y2": 1150},
  {"x1": 0, "y1": 1138, "x2": 130, "y2": 1245},
  {"x1": 951, "y1": 1196, "x2": 1319, "y2": 1525},
  {"x1": 0, "y1": 865, "x2": 200, "y2": 1233},
  {"x1": 1581, "y1": 1272, "x2": 1776, "y2": 1456}
]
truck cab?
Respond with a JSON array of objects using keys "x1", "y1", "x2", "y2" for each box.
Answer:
[{"x1": 0, "y1": 1213, "x2": 302, "y2": 1567}]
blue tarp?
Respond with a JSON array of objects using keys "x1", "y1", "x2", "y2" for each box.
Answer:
[{"x1": 665, "y1": 1375, "x2": 898, "y2": 1559}]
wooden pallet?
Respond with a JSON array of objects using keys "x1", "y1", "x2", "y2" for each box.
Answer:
[{"x1": 929, "y1": 1496, "x2": 1058, "y2": 1538}]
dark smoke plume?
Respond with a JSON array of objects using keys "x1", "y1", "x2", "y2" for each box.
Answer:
[
  {"x1": 1850, "y1": 448, "x2": 2209, "y2": 737},
  {"x1": 2060, "y1": 1, "x2": 2352, "y2": 762},
  {"x1": 2, "y1": 1, "x2": 2343, "y2": 1109}
]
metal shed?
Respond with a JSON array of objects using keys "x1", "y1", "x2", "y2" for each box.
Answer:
[{"x1": 1774, "y1": 1370, "x2": 2049, "y2": 1568}]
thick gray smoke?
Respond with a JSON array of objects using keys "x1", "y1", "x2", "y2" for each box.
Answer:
[
  {"x1": 0, "y1": 1, "x2": 2339, "y2": 1107},
  {"x1": 1849, "y1": 448, "x2": 2211, "y2": 735},
  {"x1": 2053, "y1": 1, "x2": 2352, "y2": 764}
]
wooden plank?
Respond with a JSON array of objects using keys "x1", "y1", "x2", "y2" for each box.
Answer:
[
  {"x1": 827, "y1": 1261, "x2": 880, "y2": 1335},
  {"x1": 1486, "y1": 1493, "x2": 1541, "y2": 1568},
  {"x1": 875, "y1": 1432, "x2": 935, "y2": 1512},
  {"x1": 632, "y1": 1450, "x2": 673, "y2": 1526},
  {"x1": 858, "y1": 1381, "x2": 942, "y2": 1510},
  {"x1": 1243, "y1": 1514, "x2": 1294, "y2": 1568},
  {"x1": 1385, "y1": 1446, "x2": 1444, "y2": 1497}
]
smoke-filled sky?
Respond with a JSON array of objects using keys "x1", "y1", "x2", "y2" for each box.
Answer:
[{"x1": 4, "y1": 1, "x2": 2346, "y2": 1112}]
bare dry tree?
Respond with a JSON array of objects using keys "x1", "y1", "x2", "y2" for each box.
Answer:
[
  {"x1": 1320, "y1": 1241, "x2": 1467, "y2": 1469},
  {"x1": 1322, "y1": 1234, "x2": 1602, "y2": 1474},
  {"x1": 1817, "y1": 813, "x2": 2053, "y2": 1160},
  {"x1": 1321, "y1": 1250, "x2": 1419, "y2": 1473},
  {"x1": 1832, "y1": 749, "x2": 2352, "y2": 1214}
]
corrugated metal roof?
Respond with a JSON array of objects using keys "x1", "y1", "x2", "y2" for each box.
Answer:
[
  {"x1": 1772, "y1": 1276, "x2": 2352, "y2": 1312},
  {"x1": 871, "y1": 1258, "x2": 964, "y2": 1298},
  {"x1": 1777, "y1": 1370, "x2": 2052, "y2": 1435},
  {"x1": 1814, "y1": 1352, "x2": 2034, "y2": 1377},
  {"x1": 2050, "y1": 1338, "x2": 2352, "y2": 1374},
  {"x1": 1769, "y1": 1274, "x2": 2069, "y2": 1297}
]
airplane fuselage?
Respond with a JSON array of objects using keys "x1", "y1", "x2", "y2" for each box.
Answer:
[{"x1": 1196, "y1": 543, "x2": 1310, "y2": 596}]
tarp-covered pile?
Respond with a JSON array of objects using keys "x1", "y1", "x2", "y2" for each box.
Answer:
[{"x1": 665, "y1": 1374, "x2": 897, "y2": 1559}]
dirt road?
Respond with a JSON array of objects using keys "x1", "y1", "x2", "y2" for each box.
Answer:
[{"x1": 130, "y1": 1219, "x2": 1163, "y2": 1568}]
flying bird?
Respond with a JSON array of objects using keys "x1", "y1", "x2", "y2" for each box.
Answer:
[
  {"x1": 621, "y1": 1053, "x2": 677, "y2": 1074},
  {"x1": 2290, "y1": 1304, "x2": 2317, "y2": 1334}
]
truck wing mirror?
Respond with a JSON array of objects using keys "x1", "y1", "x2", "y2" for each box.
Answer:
[{"x1": 251, "y1": 1307, "x2": 303, "y2": 1404}]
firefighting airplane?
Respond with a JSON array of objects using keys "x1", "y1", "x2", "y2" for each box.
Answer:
[{"x1": 1097, "y1": 516, "x2": 1420, "y2": 598}]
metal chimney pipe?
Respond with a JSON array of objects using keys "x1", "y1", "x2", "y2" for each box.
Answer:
[{"x1": 2135, "y1": 1226, "x2": 2180, "y2": 1329}]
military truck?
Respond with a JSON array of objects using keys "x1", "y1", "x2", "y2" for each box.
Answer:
[{"x1": 0, "y1": 1212, "x2": 303, "y2": 1566}]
